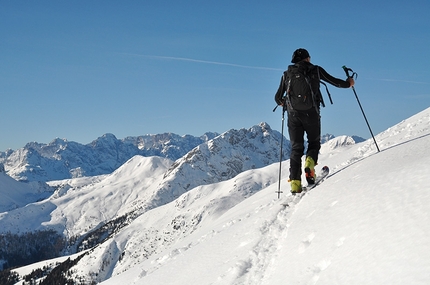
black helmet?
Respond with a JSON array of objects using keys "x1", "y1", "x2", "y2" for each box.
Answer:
[{"x1": 291, "y1": 48, "x2": 310, "y2": 63}]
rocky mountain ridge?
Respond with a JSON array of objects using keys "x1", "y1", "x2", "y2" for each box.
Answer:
[
  {"x1": 0, "y1": 126, "x2": 363, "y2": 183},
  {"x1": 0, "y1": 132, "x2": 218, "y2": 182}
]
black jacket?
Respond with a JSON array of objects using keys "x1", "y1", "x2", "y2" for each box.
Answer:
[{"x1": 274, "y1": 61, "x2": 351, "y2": 107}]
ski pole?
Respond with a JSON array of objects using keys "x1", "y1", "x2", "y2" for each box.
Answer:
[
  {"x1": 342, "y1": 66, "x2": 380, "y2": 152},
  {"x1": 273, "y1": 104, "x2": 286, "y2": 198}
]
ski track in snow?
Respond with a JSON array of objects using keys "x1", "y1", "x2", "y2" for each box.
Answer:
[
  {"x1": 208, "y1": 185, "x2": 326, "y2": 284},
  {"x1": 244, "y1": 198, "x2": 300, "y2": 284}
]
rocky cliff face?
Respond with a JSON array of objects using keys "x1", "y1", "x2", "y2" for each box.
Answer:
[{"x1": 148, "y1": 122, "x2": 291, "y2": 208}]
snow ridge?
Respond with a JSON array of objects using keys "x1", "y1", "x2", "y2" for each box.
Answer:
[{"x1": 148, "y1": 122, "x2": 291, "y2": 209}]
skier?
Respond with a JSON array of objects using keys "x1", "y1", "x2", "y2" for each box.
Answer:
[{"x1": 274, "y1": 48, "x2": 354, "y2": 193}]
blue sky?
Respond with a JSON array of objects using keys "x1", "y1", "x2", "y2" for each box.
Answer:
[{"x1": 1, "y1": 0, "x2": 429, "y2": 151}]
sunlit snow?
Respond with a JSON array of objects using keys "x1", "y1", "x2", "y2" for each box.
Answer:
[{"x1": 4, "y1": 107, "x2": 430, "y2": 285}]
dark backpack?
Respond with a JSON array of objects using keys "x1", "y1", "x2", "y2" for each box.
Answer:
[
  {"x1": 284, "y1": 63, "x2": 322, "y2": 112},
  {"x1": 284, "y1": 64, "x2": 321, "y2": 111}
]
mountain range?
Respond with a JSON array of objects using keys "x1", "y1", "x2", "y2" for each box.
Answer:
[
  {"x1": 0, "y1": 132, "x2": 219, "y2": 182},
  {"x1": 0, "y1": 127, "x2": 362, "y2": 184},
  {"x1": 0, "y1": 120, "x2": 388, "y2": 284}
]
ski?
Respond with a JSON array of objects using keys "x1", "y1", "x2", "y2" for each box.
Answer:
[{"x1": 301, "y1": 165, "x2": 329, "y2": 192}]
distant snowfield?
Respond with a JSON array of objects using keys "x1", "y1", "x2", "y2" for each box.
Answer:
[
  {"x1": 0, "y1": 173, "x2": 53, "y2": 212},
  {"x1": 8, "y1": 107, "x2": 430, "y2": 284}
]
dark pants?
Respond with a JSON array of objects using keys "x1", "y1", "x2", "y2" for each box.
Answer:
[{"x1": 287, "y1": 109, "x2": 321, "y2": 181}]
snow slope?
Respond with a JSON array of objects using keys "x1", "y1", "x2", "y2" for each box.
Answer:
[
  {"x1": 0, "y1": 172, "x2": 53, "y2": 212},
  {"x1": 95, "y1": 108, "x2": 430, "y2": 285},
  {"x1": 0, "y1": 155, "x2": 173, "y2": 235},
  {"x1": 0, "y1": 123, "x2": 286, "y2": 237},
  {"x1": 9, "y1": 107, "x2": 430, "y2": 284}
]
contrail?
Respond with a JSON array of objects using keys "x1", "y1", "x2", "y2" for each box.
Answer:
[
  {"x1": 370, "y1": 78, "x2": 430, "y2": 85},
  {"x1": 123, "y1": 53, "x2": 283, "y2": 71}
]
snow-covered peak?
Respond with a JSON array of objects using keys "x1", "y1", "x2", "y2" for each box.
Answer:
[
  {"x1": 148, "y1": 122, "x2": 289, "y2": 208},
  {"x1": 0, "y1": 132, "x2": 219, "y2": 182},
  {"x1": 90, "y1": 133, "x2": 118, "y2": 148},
  {"x1": 321, "y1": 135, "x2": 356, "y2": 152}
]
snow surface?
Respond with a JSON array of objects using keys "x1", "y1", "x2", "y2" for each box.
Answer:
[
  {"x1": 0, "y1": 173, "x2": 53, "y2": 212},
  {"x1": 7, "y1": 107, "x2": 430, "y2": 284}
]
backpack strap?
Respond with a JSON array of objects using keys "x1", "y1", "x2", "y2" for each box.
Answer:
[
  {"x1": 316, "y1": 66, "x2": 334, "y2": 106},
  {"x1": 303, "y1": 64, "x2": 321, "y2": 114},
  {"x1": 284, "y1": 72, "x2": 293, "y2": 111},
  {"x1": 320, "y1": 81, "x2": 333, "y2": 105}
]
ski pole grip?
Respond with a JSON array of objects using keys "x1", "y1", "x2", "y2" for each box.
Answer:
[{"x1": 342, "y1": 65, "x2": 351, "y2": 78}]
